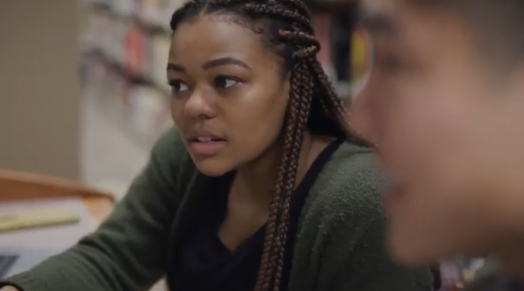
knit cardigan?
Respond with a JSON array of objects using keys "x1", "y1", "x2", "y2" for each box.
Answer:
[{"x1": 1, "y1": 128, "x2": 433, "y2": 291}]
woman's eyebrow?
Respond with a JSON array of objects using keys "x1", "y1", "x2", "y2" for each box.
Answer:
[{"x1": 201, "y1": 57, "x2": 251, "y2": 70}]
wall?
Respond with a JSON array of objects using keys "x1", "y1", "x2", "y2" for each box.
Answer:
[{"x1": 0, "y1": 0, "x2": 80, "y2": 179}]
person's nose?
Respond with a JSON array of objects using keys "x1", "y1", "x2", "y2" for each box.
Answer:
[{"x1": 183, "y1": 90, "x2": 216, "y2": 120}]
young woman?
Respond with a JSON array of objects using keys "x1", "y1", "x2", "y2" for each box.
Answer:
[
  {"x1": 0, "y1": 0, "x2": 433, "y2": 291},
  {"x1": 351, "y1": 0, "x2": 524, "y2": 290}
]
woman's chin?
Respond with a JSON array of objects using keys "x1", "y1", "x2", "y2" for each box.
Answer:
[{"x1": 193, "y1": 160, "x2": 232, "y2": 177}]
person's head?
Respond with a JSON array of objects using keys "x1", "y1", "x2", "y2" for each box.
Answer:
[
  {"x1": 350, "y1": 0, "x2": 524, "y2": 265},
  {"x1": 168, "y1": 0, "x2": 356, "y2": 289}
]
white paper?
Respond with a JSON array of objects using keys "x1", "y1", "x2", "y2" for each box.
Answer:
[{"x1": 0, "y1": 198, "x2": 97, "y2": 250}]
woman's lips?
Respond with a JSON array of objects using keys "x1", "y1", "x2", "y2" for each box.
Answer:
[{"x1": 188, "y1": 140, "x2": 227, "y2": 156}]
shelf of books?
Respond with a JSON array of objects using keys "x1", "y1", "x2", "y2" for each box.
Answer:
[{"x1": 80, "y1": 0, "x2": 357, "y2": 148}]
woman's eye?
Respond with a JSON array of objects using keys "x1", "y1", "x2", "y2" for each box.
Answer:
[
  {"x1": 169, "y1": 80, "x2": 189, "y2": 93},
  {"x1": 214, "y1": 76, "x2": 239, "y2": 89}
]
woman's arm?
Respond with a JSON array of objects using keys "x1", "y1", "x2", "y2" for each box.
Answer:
[{"x1": 0, "y1": 128, "x2": 187, "y2": 291}]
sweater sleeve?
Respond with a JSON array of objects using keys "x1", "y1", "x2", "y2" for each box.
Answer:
[
  {"x1": 0, "y1": 128, "x2": 187, "y2": 291},
  {"x1": 295, "y1": 151, "x2": 434, "y2": 291}
]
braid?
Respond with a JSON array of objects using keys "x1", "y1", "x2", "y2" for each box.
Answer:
[
  {"x1": 267, "y1": 24, "x2": 316, "y2": 291},
  {"x1": 271, "y1": 60, "x2": 312, "y2": 291},
  {"x1": 278, "y1": 0, "x2": 311, "y2": 27},
  {"x1": 239, "y1": 4, "x2": 312, "y2": 34},
  {"x1": 255, "y1": 154, "x2": 289, "y2": 291},
  {"x1": 309, "y1": 61, "x2": 350, "y2": 128},
  {"x1": 169, "y1": 0, "x2": 366, "y2": 290}
]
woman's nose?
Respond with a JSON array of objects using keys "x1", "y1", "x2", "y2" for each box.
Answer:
[{"x1": 183, "y1": 91, "x2": 215, "y2": 119}]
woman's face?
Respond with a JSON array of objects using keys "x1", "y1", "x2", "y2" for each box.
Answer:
[{"x1": 168, "y1": 15, "x2": 290, "y2": 176}]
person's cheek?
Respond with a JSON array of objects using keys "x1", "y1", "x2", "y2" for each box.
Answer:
[
  {"x1": 348, "y1": 83, "x2": 383, "y2": 143},
  {"x1": 379, "y1": 101, "x2": 421, "y2": 179}
]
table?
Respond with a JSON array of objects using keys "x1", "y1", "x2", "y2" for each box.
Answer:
[
  {"x1": 0, "y1": 196, "x2": 113, "y2": 225},
  {"x1": 0, "y1": 169, "x2": 116, "y2": 224}
]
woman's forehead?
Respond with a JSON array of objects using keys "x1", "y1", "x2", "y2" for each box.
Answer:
[
  {"x1": 168, "y1": 16, "x2": 280, "y2": 70},
  {"x1": 172, "y1": 16, "x2": 258, "y2": 48}
]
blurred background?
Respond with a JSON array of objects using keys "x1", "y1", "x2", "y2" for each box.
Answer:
[
  {"x1": 0, "y1": 1, "x2": 483, "y2": 290},
  {"x1": 0, "y1": 0, "x2": 360, "y2": 199}
]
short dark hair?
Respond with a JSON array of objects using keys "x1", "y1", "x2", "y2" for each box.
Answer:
[
  {"x1": 410, "y1": 0, "x2": 524, "y2": 71},
  {"x1": 170, "y1": 1, "x2": 363, "y2": 291}
]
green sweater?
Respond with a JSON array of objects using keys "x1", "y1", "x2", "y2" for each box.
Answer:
[{"x1": 1, "y1": 128, "x2": 433, "y2": 291}]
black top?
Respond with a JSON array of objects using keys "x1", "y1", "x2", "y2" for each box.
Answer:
[{"x1": 167, "y1": 139, "x2": 342, "y2": 291}]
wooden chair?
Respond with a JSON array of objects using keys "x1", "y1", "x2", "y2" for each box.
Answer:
[{"x1": 0, "y1": 169, "x2": 115, "y2": 222}]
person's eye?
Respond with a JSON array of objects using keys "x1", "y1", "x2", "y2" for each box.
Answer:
[
  {"x1": 214, "y1": 75, "x2": 240, "y2": 89},
  {"x1": 168, "y1": 80, "x2": 189, "y2": 93},
  {"x1": 374, "y1": 53, "x2": 404, "y2": 73}
]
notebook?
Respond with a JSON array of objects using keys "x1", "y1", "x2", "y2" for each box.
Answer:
[{"x1": 0, "y1": 198, "x2": 97, "y2": 279}]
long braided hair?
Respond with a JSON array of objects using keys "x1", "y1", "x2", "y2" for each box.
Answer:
[{"x1": 170, "y1": 1, "x2": 363, "y2": 290}]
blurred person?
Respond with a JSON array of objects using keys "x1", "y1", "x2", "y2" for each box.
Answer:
[
  {"x1": 350, "y1": 0, "x2": 524, "y2": 290},
  {"x1": 0, "y1": 0, "x2": 434, "y2": 291}
]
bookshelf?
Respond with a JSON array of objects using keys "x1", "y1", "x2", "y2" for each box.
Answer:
[{"x1": 80, "y1": 0, "x2": 358, "y2": 148}]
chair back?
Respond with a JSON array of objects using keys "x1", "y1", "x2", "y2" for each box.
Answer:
[{"x1": 0, "y1": 169, "x2": 115, "y2": 203}]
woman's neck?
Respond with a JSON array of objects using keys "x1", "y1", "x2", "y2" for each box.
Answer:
[{"x1": 233, "y1": 133, "x2": 314, "y2": 204}]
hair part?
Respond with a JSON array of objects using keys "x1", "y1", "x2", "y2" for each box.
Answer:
[{"x1": 170, "y1": 0, "x2": 363, "y2": 290}]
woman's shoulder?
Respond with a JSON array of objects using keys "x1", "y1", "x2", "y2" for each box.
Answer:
[
  {"x1": 297, "y1": 141, "x2": 386, "y2": 246},
  {"x1": 291, "y1": 143, "x2": 434, "y2": 291},
  {"x1": 306, "y1": 140, "x2": 385, "y2": 218},
  {"x1": 151, "y1": 126, "x2": 187, "y2": 157},
  {"x1": 149, "y1": 127, "x2": 198, "y2": 183}
]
